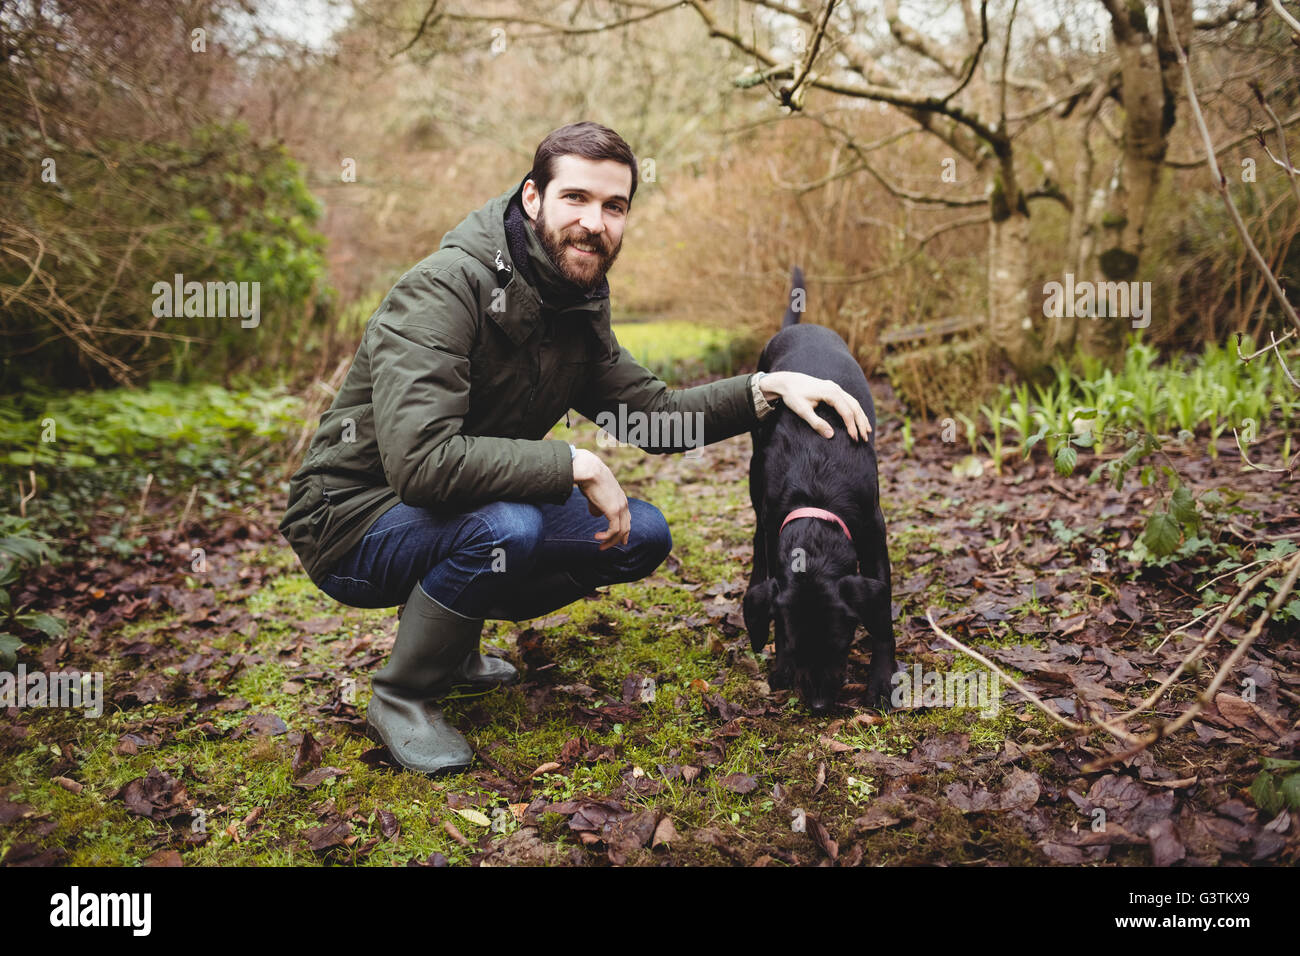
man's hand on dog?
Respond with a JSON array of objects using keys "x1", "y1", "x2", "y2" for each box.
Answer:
[
  {"x1": 572, "y1": 449, "x2": 631, "y2": 550},
  {"x1": 759, "y1": 371, "x2": 872, "y2": 442}
]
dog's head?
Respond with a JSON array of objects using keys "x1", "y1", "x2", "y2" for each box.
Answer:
[{"x1": 744, "y1": 558, "x2": 889, "y2": 715}]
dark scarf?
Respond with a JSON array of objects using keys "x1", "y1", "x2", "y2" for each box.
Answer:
[{"x1": 504, "y1": 192, "x2": 609, "y2": 309}]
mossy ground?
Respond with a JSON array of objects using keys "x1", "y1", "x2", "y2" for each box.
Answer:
[{"x1": 2, "y1": 410, "x2": 1292, "y2": 867}]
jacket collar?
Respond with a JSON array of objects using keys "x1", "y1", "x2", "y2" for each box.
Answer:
[{"x1": 439, "y1": 176, "x2": 615, "y2": 360}]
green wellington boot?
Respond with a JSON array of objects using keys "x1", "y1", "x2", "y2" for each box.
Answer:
[{"x1": 366, "y1": 584, "x2": 507, "y2": 774}]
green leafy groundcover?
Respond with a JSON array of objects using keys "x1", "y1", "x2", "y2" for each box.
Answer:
[
  {"x1": 0, "y1": 381, "x2": 302, "y2": 472},
  {"x1": 0, "y1": 380, "x2": 307, "y2": 663},
  {"x1": 0, "y1": 380, "x2": 307, "y2": 565}
]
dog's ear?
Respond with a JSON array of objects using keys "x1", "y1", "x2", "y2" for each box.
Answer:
[
  {"x1": 743, "y1": 579, "x2": 778, "y2": 653},
  {"x1": 838, "y1": 575, "x2": 888, "y2": 623}
]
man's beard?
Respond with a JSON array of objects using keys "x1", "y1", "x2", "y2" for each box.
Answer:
[{"x1": 533, "y1": 203, "x2": 621, "y2": 292}]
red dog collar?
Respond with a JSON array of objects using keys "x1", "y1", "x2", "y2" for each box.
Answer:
[{"x1": 780, "y1": 507, "x2": 853, "y2": 543}]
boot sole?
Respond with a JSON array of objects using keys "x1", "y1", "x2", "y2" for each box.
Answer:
[{"x1": 363, "y1": 717, "x2": 473, "y2": 776}]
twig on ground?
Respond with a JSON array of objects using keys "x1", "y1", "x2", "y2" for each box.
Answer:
[{"x1": 924, "y1": 547, "x2": 1300, "y2": 766}]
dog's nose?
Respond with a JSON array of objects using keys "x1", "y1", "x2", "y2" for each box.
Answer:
[{"x1": 809, "y1": 698, "x2": 831, "y2": 715}]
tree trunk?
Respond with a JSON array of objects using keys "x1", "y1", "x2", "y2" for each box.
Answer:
[
  {"x1": 1081, "y1": 0, "x2": 1193, "y2": 360},
  {"x1": 988, "y1": 154, "x2": 1046, "y2": 377}
]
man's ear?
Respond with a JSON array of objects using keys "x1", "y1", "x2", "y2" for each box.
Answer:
[
  {"x1": 522, "y1": 178, "x2": 540, "y2": 219},
  {"x1": 838, "y1": 575, "x2": 888, "y2": 623},
  {"x1": 743, "y1": 579, "x2": 777, "y2": 653}
]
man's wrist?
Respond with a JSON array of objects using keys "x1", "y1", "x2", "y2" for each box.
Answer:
[{"x1": 751, "y1": 371, "x2": 780, "y2": 419}]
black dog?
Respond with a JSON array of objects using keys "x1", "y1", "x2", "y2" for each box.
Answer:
[{"x1": 743, "y1": 268, "x2": 895, "y2": 713}]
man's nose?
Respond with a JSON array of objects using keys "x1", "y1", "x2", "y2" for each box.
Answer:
[{"x1": 578, "y1": 205, "x2": 605, "y2": 235}]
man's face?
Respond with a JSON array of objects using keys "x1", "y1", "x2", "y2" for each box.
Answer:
[{"x1": 522, "y1": 154, "x2": 631, "y2": 291}]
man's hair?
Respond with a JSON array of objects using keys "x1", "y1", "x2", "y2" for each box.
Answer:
[{"x1": 529, "y1": 122, "x2": 638, "y2": 206}]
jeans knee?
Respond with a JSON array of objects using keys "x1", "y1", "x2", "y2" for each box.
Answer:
[
  {"x1": 627, "y1": 500, "x2": 672, "y2": 574},
  {"x1": 469, "y1": 501, "x2": 545, "y2": 574}
]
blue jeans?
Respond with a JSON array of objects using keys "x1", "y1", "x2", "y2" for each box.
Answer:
[{"x1": 317, "y1": 486, "x2": 672, "y2": 620}]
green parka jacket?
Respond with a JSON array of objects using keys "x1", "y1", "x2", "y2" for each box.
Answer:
[{"x1": 279, "y1": 176, "x2": 761, "y2": 586}]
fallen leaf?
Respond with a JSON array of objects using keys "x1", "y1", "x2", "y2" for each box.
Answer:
[
  {"x1": 303, "y1": 819, "x2": 352, "y2": 852},
  {"x1": 1146, "y1": 818, "x2": 1186, "y2": 867},
  {"x1": 807, "y1": 813, "x2": 838, "y2": 861},
  {"x1": 292, "y1": 731, "x2": 324, "y2": 777},
  {"x1": 999, "y1": 768, "x2": 1041, "y2": 811},
  {"x1": 143, "y1": 849, "x2": 183, "y2": 867},
  {"x1": 291, "y1": 767, "x2": 345, "y2": 790},
  {"x1": 119, "y1": 767, "x2": 192, "y2": 821},
  {"x1": 720, "y1": 773, "x2": 759, "y2": 794},
  {"x1": 52, "y1": 777, "x2": 83, "y2": 795},
  {"x1": 442, "y1": 820, "x2": 470, "y2": 846},
  {"x1": 454, "y1": 807, "x2": 492, "y2": 828},
  {"x1": 652, "y1": 816, "x2": 679, "y2": 847}
]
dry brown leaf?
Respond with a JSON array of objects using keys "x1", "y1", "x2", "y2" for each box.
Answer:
[{"x1": 652, "y1": 815, "x2": 678, "y2": 847}]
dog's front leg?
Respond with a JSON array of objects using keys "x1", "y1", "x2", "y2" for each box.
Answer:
[
  {"x1": 862, "y1": 517, "x2": 896, "y2": 712},
  {"x1": 748, "y1": 519, "x2": 768, "y2": 590},
  {"x1": 863, "y1": 593, "x2": 896, "y2": 712}
]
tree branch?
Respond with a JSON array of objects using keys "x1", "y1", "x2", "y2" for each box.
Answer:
[
  {"x1": 1164, "y1": 110, "x2": 1300, "y2": 166},
  {"x1": 782, "y1": 0, "x2": 838, "y2": 110},
  {"x1": 687, "y1": 0, "x2": 1005, "y2": 146},
  {"x1": 885, "y1": 0, "x2": 960, "y2": 76},
  {"x1": 439, "y1": 1, "x2": 683, "y2": 37},
  {"x1": 939, "y1": 0, "x2": 988, "y2": 107},
  {"x1": 1161, "y1": 0, "x2": 1300, "y2": 333}
]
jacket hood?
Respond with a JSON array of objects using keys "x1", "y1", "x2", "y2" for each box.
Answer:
[{"x1": 438, "y1": 176, "x2": 615, "y2": 359}]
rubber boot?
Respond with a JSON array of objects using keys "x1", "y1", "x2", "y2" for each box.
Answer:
[
  {"x1": 450, "y1": 640, "x2": 518, "y2": 689},
  {"x1": 391, "y1": 599, "x2": 519, "y2": 690},
  {"x1": 366, "y1": 584, "x2": 485, "y2": 774}
]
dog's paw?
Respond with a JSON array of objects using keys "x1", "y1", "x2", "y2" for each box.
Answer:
[
  {"x1": 865, "y1": 673, "x2": 894, "y2": 714},
  {"x1": 769, "y1": 664, "x2": 794, "y2": 691}
]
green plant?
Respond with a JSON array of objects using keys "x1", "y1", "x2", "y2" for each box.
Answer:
[
  {"x1": 1003, "y1": 382, "x2": 1034, "y2": 458},
  {"x1": 0, "y1": 514, "x2": 64, "y2": 666},
  {"x1": 953, "y1": 411, "x2": 979, "y2": 456},
  {"x1": 1250, "y1": 757, "x2": 1300, "y2": 815},
  {"x1": 844, "y1": 774, "x2": 877, "y2": 807},
  {"x1": 979, "y1": 393, "x2": 1007, "y2": 475},
  {"x1": 0, "y1": 381, "x2": 306, "y2": 547}
]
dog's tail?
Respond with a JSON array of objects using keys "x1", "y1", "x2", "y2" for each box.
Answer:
[{"x1": 782, "y1": 266, "x2": 804, "y2": 328}]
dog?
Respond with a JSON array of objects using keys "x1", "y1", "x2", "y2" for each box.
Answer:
[{"x1": 742, "y1": 267, "x2": 896, "y2": 714}]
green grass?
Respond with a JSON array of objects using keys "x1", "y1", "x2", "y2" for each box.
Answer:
[{"x1": 610, "y1": 319, "x2": 759, "y2": 384}]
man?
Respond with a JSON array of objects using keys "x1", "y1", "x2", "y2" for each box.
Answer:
[{"x1": 279, "y1": 121, "x2": 870, "y2": 775}]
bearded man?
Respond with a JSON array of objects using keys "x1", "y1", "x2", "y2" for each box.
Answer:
[{"x1": 279, "y1": 121, "x2": 870, "y2": 774}]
